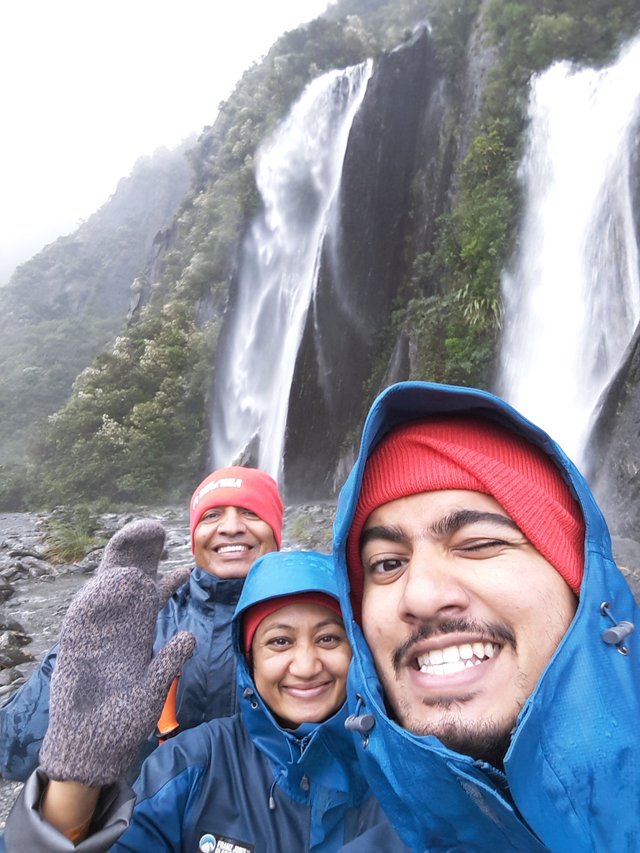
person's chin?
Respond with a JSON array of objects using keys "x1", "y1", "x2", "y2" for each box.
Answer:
[{"x1": 207, "y1": 556, "x2": 252, "y2": 578}]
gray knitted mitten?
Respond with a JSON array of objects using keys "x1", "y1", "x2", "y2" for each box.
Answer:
[{"x1": 39, "y1": 519, "x2": 196, "y2": 787}]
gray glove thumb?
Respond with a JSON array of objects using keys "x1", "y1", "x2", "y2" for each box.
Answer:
[
  {"x1": 141, "y1": 630, "x2": 196, "y2": 698},
  {"x1": 157, "y1": 566, "x2": 192, "y2": 604}
]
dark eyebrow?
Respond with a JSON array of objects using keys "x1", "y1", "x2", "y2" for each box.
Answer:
[
  {"x1": 360, "y1": 510, "x2": 520, "y2": 549},
  {"x1": 360, "y1": 525, "x2": 408, "y2": 549},
  {"x1": 431, "y1": 510, "x2": 520, "y2": 537},
  {"x1": 262, "y1": 616, "x2": 344, "y2": 633}
]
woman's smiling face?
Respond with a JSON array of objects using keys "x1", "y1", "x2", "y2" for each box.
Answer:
[{"x1": 252, "y1": 602, "x2": 351, "y2": 728}]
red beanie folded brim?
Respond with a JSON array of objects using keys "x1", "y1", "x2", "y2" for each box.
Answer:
[
  {"x1": 346, "y1": 416, "x2": 585, "y2": 620},
  {"x1": 243, "y1": 592, "x2": 343, "y2": 659}
]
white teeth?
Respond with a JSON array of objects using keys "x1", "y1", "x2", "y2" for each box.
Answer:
[
  {"x1": 420, "y1": 659, "x2": 468, "y2": 676},
  {"x1": 416, "y1": 642, "x2": 498, "y2": 676},
  {"x1": 459, "y1": 643, "x2": 473, "y2": 660},
  {"x1": 443, "y1": 646, "x2": 460, "y2": 663},
  {"x1": 218, "y1": 544, "x2": 249, "y2": 553},
  {"x1": 473, "y1": 642, "x2": 485, "y2": 658}
]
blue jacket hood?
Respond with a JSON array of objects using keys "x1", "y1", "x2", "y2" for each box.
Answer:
[
  {"x1": 333, "y1": 381, "x2": 640, "y2": 852},
  {"x1": 234, "y1": 550, "x2": 342, "y2": 638},
  {"x1": 232, "y1": 550, "x2": 370, "y2": 810}
]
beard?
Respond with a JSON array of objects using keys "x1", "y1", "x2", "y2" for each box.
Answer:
[
  {"x1": 387, "y1": 616, "x2": 521, "y2": 769},
  {"x1": 391, "y1": 694, "x2": 514, "y2": 769}
]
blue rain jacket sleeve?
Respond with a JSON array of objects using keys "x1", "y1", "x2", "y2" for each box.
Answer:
[
  {"x1": 0, "y1": 645, "x2": 57, "y2": 780},
  {"x1": 332, "y1": 380, "x2": 640, "y2": 853}
]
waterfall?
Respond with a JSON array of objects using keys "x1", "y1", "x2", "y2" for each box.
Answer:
[
  {"x1": 211, "y1": 60, "x2": 372, "y2": 482},
  {"x1": 499, "y1": 37, "x2": 640, "y2": 465}
]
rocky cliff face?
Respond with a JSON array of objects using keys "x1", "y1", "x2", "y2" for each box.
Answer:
[
  {"x1": 281, "y1": 15, "x2": 503, "y2": 500},
  {"x1": 573, "y1": 77, "x2": 640, "y2": 535},
  {"x1": 587, "y1": 324, "x2": 640, "y2": 537},
  {"x1": 283, "y1": 28, "x2": 448, "y2": 500}
]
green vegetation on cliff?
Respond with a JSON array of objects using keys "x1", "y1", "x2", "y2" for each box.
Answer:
[
  {"x1": 401, "y1": 0, "x2": 640, "y2": 388},
  {"x1": 29, "y1": 303, "x2": 212, "y2": 506}
]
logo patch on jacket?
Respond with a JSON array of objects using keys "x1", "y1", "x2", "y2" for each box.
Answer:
[{"x1": 198, "y1": 833, "x2": 254, "y2": 853}]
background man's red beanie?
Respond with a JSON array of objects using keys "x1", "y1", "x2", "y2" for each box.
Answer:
[
  {"x1": 190, "y1": 466, "x2": 284, "y2": 553},
  {"x1": 346, "y1": 416, "x2": 585, "y2": 617},
  {"x1": 242, "y1": 592, "x2": 343, "y2": 659}
]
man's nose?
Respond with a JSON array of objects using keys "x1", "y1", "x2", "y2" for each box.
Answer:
[
  {"x1": 217, "y1": 507, "x2": 247, "y2": 535},
  {"x1": 399, "y1": 547, "x2": 470, "y2": 623}
]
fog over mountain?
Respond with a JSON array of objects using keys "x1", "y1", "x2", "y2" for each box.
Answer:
[{"x1": 0, "y1": 0, "x2": 331, "y2": 287}]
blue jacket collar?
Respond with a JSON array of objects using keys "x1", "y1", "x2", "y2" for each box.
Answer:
[{"x1": 189, "y1": 566, "x2": 245, "y2": 610}]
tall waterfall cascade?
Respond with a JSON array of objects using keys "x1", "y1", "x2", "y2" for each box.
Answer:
[
  {"x1": 211, "y1": 61, "x2": 373, "y2": 481},
  {"x1": 499, "y1": 36, "x2": 640, "y2": 466}
]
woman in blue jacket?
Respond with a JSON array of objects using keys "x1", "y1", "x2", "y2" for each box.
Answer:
[{"x1": 5, "y1": 543, "x2": 406, "y2": 851}]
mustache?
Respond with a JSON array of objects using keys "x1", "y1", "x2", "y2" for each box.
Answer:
[{"x1": 392, "y1": 618, "x2": 516, "y2": 673}]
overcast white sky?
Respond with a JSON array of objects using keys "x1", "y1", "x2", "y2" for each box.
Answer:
[{"x1": 0, "y1": 0, "x2": 332, "y2": 285}]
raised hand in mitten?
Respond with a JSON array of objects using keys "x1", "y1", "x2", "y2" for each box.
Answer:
[{"x1": 39, "y1": 519, "x2": 196, "y2": 787}]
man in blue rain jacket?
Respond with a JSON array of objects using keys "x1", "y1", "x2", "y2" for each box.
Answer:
[
  {"x1": 334, "y1": 381, "x2": 640, "y2": 852},
  {"x1": 0, "y1": 465, "x2": 283, "y2": 780}
]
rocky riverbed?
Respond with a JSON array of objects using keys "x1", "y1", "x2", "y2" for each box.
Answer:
[{"x1": 0, "y1": 503, "x2": 335, "y2": 828}]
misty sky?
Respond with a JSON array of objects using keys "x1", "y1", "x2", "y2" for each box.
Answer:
[{"x1": 0, "y1": 0, "x2": 331, "y2": 285}]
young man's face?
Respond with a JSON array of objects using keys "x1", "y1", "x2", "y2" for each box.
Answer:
[{"x1": 360, "y1": 489, "x2": 577, "y2": 766}]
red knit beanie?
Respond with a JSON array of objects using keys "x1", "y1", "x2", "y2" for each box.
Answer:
[
  {"x1": 190, "y1": 466, "x2": 284, "y2": 553},
  {"x1": 346, "y1": 416, "x2": 585, "y2": 617},
  {"x1": 242, "y1": 592, "x2": 343, "y2": 659}
]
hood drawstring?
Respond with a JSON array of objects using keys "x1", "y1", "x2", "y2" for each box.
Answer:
[
  {"x1": 242, "y1": 686, "x2": 259, "y2": 709},
  {"x1": 600, "y1": 601, "x2": 635, "y2": 655},
  {"x1": 344, "y1": 694, "x2": 375, "y2": 748},
  {"x1": 285, "y1": 738, "x2": 297, "y2": 764}
]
